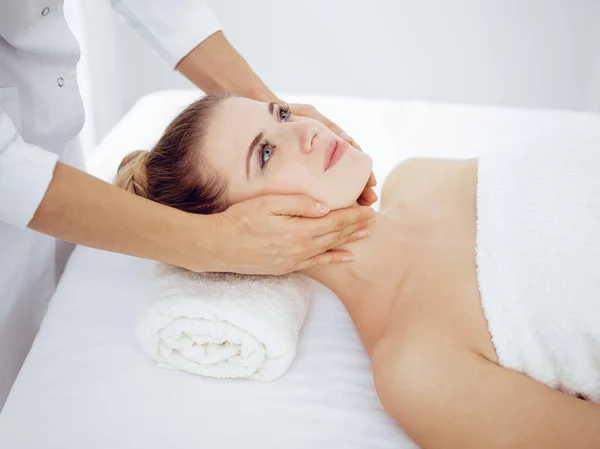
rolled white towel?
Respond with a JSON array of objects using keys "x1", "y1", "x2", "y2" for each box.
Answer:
[{"x1": 136, "y1": 264, "x2": 312, "y2": 382}]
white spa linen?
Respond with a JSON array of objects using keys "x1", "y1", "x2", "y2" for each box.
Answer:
[
  {"x1": 137, "y1": 265, "x2": 312, "y2": 382},
  {"x1": 476, "y1": 133, "x2": 600, "y2": 402}
]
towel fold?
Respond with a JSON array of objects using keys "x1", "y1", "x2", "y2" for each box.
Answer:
[
  {"x1": 136, "y1": 264, "x2": 312, "y2": 382},
  {"x1": 476, "y1": 132, "x2": 600, "y2": 402}
]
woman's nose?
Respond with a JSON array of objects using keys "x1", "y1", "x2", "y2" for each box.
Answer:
[{"x1": 287, "y1": 122, "x2": 317, "y2": 154}]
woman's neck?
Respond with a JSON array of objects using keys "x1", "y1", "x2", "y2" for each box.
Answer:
[{"x1": 303, "y1": 212, "x2": 415, "y2": 354}]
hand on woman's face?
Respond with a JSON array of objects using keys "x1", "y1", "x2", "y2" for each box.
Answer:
[{"x1": 203, "y1": 97, "x2": 373, "y2": 210}]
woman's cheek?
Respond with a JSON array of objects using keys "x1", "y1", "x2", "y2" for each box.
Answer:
[
  {"x1": 266, "y1": 175, "x2": 346, "y2": 208},
  {"x1": 270, "y1": 168, "x2": 316, "y2": 195}
]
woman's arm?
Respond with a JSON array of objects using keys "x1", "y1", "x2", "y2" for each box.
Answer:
[{"x1": 373, "y1": 340, "x2": 600, "y2": 449}]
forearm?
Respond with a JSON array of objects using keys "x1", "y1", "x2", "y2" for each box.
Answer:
[
  {"x1": 28, "y1": 162, "x2": 216, "y2": 272},
  {"x1": 176, "y1": 31, "x2": 281, "y2": 103}
]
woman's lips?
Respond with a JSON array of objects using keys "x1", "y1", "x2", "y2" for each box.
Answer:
[{"x1": 323, "y1": 139, "x2": 348, "y2": 171}]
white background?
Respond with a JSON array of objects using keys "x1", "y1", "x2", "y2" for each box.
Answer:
[{"x1": 65, "y1": 0, "x2": 600, "y2": 152}]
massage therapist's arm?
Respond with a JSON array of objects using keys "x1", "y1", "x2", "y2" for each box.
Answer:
[
  {"x1": 29, "y1": 163, "x2": 374, "y2": 274},
  {"x1": 176, "y1": 31, "x2": 278, "y2": 104}
]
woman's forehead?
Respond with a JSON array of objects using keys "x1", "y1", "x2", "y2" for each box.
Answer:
[
  {"x1": 215, "y1": 96, "x2": 265, "y2": 121},
  {"x1": 204, "y1": 97, "x2": 268, "y2": 179}
]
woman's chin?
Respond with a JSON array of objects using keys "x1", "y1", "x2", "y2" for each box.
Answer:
[{"x1": 330, "y1": 194, "x2": 365, "y2": 210}]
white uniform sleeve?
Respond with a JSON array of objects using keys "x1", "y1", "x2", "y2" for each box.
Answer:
[
  {"x1": 110, "y1": 0, "x2": 222, "y2": 68},
  {"x1": 0, "y1": 106, "x2": 59, "y2": 228}
]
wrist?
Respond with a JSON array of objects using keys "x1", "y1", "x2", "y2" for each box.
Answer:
[{"x1": 167, "y1": 211, "x2": 221, "y2": 273}]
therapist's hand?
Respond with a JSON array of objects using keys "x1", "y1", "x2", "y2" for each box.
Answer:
[
  {"x1": 289, "y1": 103, "x2": 378, "y2": 206},
  {"x1": 208, "y1": 194, "x2": 375, "y2": 275}
]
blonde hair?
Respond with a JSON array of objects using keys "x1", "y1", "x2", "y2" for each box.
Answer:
[
  {"x1": 115, "y1": 150, "x2": 151, "y2": 197},
  {"x1": 114, "y1": 92, "x2": 230, "y2": 215}
]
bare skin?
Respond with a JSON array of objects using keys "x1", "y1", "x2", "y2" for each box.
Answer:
[
  {"x1": 154, "y1": 94, "x2": 598, "y2": 446},
  {"x1": 305, "y1": 158, "x2": 600, "y2": 449}
]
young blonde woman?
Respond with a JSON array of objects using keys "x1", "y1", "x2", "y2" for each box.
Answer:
[{"x1": 115, "y1": 93, "x2": 600, "y2": 449}]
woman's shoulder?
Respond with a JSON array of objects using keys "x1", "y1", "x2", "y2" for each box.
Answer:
[
  {"x1": 379, "y1": 158, "x2": 464, "y2": 213},
  {"x1": 383, "y1": 157, "x2": 466, "y2": 190},
  {"x1": 386, "y1": 157, "x2": 443, "y2": 182}
]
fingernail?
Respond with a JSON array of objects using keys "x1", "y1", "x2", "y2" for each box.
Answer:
[
  {"x1": 367, "y1": 208, "x2": 376, "y2": 217},
  {"x1": 317, "y1": 202, "x2": 329, "y2": 213},
  {"x1": 356, "y1": 229, "x2": 370, "y2": 238},
  {"x1": 342, "y1": 256, "x2": 354, "y2": 263}
]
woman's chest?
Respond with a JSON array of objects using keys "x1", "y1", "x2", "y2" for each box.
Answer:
[{"x1": 382, "y1": 160, "x2": 498, "y2": 363}]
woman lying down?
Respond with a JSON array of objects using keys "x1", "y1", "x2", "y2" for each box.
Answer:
[{"x1": 114, "y1": 92, "x2": 600, "y2": 449}]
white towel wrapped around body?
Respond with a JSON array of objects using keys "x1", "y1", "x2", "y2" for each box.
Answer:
[
  {"x1": 136, "y1": 264, "x2": 312, "y2": 382},
  {"x1": 476, "y1": 133, "x2": 600, "y2": 402}
]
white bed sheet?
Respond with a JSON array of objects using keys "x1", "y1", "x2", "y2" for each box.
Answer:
[{"x1": 1, "y1": 90, "x2": 600, "y2": 449}]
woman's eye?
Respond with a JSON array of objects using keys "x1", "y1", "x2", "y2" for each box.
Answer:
[
  {"x1": 278, "y1": 106, "x2": 291, "y2": 123},
  {"x1": 260, "y1": 145, "x2": 275, "y2": 168}
]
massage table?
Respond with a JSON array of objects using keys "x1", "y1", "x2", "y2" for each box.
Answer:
[{"x1": 1, "y1": 90, "x2": 599, "y2": 448}]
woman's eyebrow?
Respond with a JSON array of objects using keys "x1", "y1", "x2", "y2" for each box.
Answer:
[
  {"x1": 246, "y1": 131, "x2": 264, "y2": 179},
  {"x1": 246, "y1": 103, "x2": 277, "y2": 178}
]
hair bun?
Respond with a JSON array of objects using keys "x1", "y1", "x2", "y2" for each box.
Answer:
[{"x1": 114, "y1": 150, "x2": 150, "y2": 197}]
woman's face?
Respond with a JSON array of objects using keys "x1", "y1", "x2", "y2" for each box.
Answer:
[{"x1": 202, "y1": 97, "x2": 373, "y2": 209}]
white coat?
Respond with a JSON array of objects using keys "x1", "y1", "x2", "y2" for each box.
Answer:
[{"x1": 0, "y1": 0, "x2": 221, "y2": 408}]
